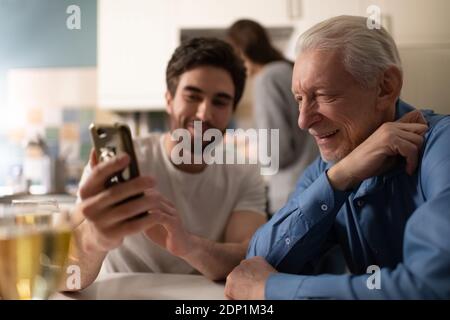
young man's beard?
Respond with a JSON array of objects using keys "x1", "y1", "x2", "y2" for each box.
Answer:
[
  {"x1": 191, "y1": 135, "x2": 218, "y2": 154},
  {"x1": 190, "y1": 126, "x2": 226, "y2": 154}
]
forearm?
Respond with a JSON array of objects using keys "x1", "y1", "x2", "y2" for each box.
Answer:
[
  {"x1": 61, "y1": 221, "x2": 107, "y2": 291},
  {"x1": 326, "y1": 160, "x2": 360, "y2": 191},
  {"x1": 248, "y1": 172, "x2": 348, "y2": 269},
  {"x1": 266, "y1": 265, "x2": 443, "y2": 300},
  {"x1": 181, "y1": 234, "x2": 248, "y2": 281}
]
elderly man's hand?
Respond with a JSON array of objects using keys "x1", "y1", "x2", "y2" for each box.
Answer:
[
  {"x1": 225, "y1": 256, "x2": 277, "y2": 300},
  {"x1": 328, "y1": 110, "x2": 428, "y2": 190}
]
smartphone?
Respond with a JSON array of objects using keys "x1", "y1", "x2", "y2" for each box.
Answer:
[{"x1": 89, "y1": 123, "x2": 147, "y2": 219}]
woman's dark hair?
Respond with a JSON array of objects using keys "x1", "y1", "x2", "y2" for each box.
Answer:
[
  {"x1": 166, "y1": 37, "x2": 246, "y2": 108},
  {"x1": 227, "y1": 19, "x2": 286, "y2": 65}
]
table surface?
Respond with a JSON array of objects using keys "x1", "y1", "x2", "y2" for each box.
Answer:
[{"x1": 52, "y1": 273, "x2": 227, "y2": 300}]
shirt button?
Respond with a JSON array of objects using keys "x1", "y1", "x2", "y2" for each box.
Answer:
[
  {"x1": 357, "y1": 200, "x2": 365, "y2": 207},
  {"x1": 285, "y1": 237, "x2": 291, "y2": 245},
  {"x1": 321, "y1": 204, "x2": 328, "y2": 212}
]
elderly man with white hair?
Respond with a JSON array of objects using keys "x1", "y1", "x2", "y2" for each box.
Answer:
[{"x1": 225, "y1": 15, "x2": 450, "y2": 299}]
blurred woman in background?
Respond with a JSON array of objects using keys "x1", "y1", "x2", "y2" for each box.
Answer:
[{"x1": 227, "y1": 19, "x2": 318, "y2": 214}]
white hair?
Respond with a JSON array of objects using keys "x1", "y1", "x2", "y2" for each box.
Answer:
[{"x1": 296, "y1": 15, "x2": 402, "y2": 88}]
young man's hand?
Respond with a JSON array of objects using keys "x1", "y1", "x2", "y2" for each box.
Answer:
[
  {"x1": 143, "y1": 197, "x2": 195, "y2": 258},
  {"x1": 77, "y1": 150, "x2": 163, "y2": 253}
]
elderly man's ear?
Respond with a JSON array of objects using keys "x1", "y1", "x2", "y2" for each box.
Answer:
[{"x1": 376, "y1": 66, "x2": 403, "y2": 111}]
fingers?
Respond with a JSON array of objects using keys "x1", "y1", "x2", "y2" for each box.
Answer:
[
  {"x1": 225, "y1": 269, "x2": 237, "y2": 300},
  {"x1": 89, "y1": 148, "x2": 98, "y2": 169},
  {"x1": 145, "y1": 189, "x2": 175, "y2": 210},
  {"x1": 91, "y1": 176, "x2": 155, "y2": 212},
  {"x1": 82, "y1": 184, "x2": 175, "y2": 228},
  {"x1": 395, "y1": 122, "x2": 428, "y2": 135},
  {"x1": 160, "y1": 200, "x2": 177, "y2": 216},
  {"x1": 107, "y1": 207, "x2": 178, "y2": 241},
  {"x1": 340, "y1": 113, "x2": 428, "y2": 183},
  {"x1": 397, "y1": 110, "x2": 427, "y2": 125},
  {"x1": 106, "y1": 213, "x2": 156, "y2": 240},
  {"x1": 224, "y1": 282, "x2": 235, "y2": 300},
  {"x1": 385, "y1": 124, "x2": 425, "y2": 175},
  {"x1": 396, "y1": 128, "x2": 425, "y2": 146},
  {"x1": 98, "y1": 194, "x2": 170, "y2": 228},
  {"x1": 79, "y1": 187, "x2": 178, "y2": 251},
  {"x1": 79, "y1": 154, "x2": 130, "y2": 199},
  {"x1": 145, "y1": 210, "x2": 177, "y2": 230},
  {"x1": 391, "y1": 138, "x2": 419, "y2": 175}
]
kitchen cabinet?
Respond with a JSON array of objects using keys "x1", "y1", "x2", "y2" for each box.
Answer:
[
  {"x1": 358, "y1": 0, "x2": 450, "y2": 46},
  {"x1": 289, "y1": 0, "x2": 450, "y2": 46},
  {"x1": 98, "y1": 0, "x2": 178, "y2": 110},
  {"x1": 98, "y1": 0, "x2": 450, "y2": 112},
  {"x1": 98, "y1": 0, "x2": 300, "y2": 111},
  {"x1": 172, "y1": 0, "x2": 301, "y2": 28}
]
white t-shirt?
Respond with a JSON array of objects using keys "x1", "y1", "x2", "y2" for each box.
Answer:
[{"x1": 79, "y1": 133, "x2": 266, "y2": 275}]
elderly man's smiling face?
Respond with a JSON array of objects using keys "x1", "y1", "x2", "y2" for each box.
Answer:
[{"x1": 292, "y1": 49, "x2": 393, "y2": 163}]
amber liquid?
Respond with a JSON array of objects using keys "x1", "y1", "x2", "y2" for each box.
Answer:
[{"x1": 0, "y1": 227, "x2": 72, "y2": 300}]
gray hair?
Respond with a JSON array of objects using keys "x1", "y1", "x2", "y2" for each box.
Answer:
[{"x1": 296, "y1": 15, "x2": 402, "y2": 88}]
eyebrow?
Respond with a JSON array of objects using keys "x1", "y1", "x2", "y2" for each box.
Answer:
[
  {"x1": 183, "y1": 86, "x2": 203, "y2": 94},
  {"x1": 292, "y1": 84, "x2": 338, "y2": 96},
  {"x1": 215, "y1": 92, "x2": 233, "y2": 101},
  {"x1": 183, "y1": 85, "x2": 233, "y2": 101}
]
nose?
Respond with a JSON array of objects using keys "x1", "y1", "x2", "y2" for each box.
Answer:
[
  {"x1": 298, "y1": 99, "x2": 322, "y2": 130},
  {"x1": 196, "y1": 99, "x2": 213, "y2": 122}
]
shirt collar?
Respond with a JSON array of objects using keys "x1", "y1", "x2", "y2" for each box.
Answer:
[{"x1": 394, "y1": 99, "x2": 416, "y2": 121}]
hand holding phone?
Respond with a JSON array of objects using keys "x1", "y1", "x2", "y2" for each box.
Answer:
[
  {"x1": 90, "y1": 123, "x2": 140, "y2": 187},
  {"x1": 89, "y1": 123, "x2": 148, "y2": 219}
]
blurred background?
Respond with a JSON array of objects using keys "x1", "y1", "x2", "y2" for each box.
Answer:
[{"x1": 0, "y1": 0, "x2": 449, "y2": 203}]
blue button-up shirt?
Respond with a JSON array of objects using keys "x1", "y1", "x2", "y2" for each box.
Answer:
[{"x1": 247, "y1": 100, "x2": 450, "y2": 299}]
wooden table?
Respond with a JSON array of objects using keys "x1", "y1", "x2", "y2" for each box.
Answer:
[{"x1": 52, "y1": 273, "x2": 226, "y2": 300}]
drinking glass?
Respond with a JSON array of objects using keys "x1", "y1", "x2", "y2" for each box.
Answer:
[{"x1": 0, "y1": 199, "x2": 73, "y2": 300}]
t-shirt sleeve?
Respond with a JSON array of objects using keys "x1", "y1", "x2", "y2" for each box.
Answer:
[{"x1": 232, "y1": 164, "x2": 267, "y2": 216}]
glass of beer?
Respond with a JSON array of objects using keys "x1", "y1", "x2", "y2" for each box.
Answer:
[{"x1": 0, "y1": 200, "x2": 73, "y2": 300}]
